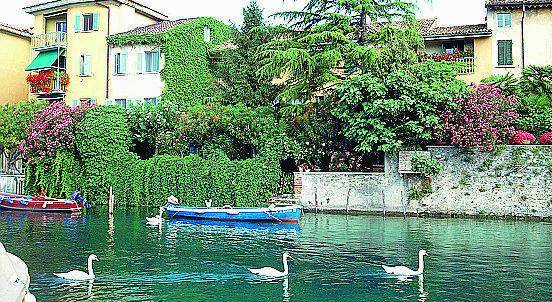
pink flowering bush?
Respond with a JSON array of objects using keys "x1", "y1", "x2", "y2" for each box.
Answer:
[
  {"x1": 539, "y1": 132, "x2": 552, "y2": 145},
  {"x1": 441, "y1": 84, "x2": 519, "y2": 152},
  {"x1": 511, "y1": 130, "x2": 536, "y2": 145},
  {"x1": 19, "y1": 101, "x2": 92, "y2": 159}
]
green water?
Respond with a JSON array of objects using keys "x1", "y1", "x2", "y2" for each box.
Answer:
[{"x1": 1, "y1": 209, "x2": 551, "y2": 301}]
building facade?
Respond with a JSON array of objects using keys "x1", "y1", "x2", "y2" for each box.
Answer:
[
  {"x1": 23, "y1": 0, "x2": 168, "y2": 105},
  {"x1": 0, "y1": 23, "x2": 31, "y2": 104},
  {"x1": 106, "y1": 18, "x2": 230, "y2": 108},
  {"x1": 486, "y1": 0, "x2": 552, "y2": 76},
  {"x1": 419, "y1": 0, "x2": 552, "y2": 83}
]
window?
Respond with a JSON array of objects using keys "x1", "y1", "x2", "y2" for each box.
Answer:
[
  {"x1": 443, "y1": 41, "x2": 465, "y2": 54},
  {"x1": 56, "y1": 21, "x2": 67, "y2": 33},
  {"x1": 115, "y1": 99, "x2": 128, "y2": 109},
  {"x1": 79, "y1": 55, "x2": 91, "y2": 76},
  {"x1": 83, "y1": 14, "x2": 94, "y2": 31},
  {"x1": 114, "y1": 53, "x2": 127, "y2": 75},
  {"x1": 498, "y1": 40, "x2": 513, "y2": 66},
  {"x1": 144, "y1": 97, "x2": 158, "y2": 105},
  {"x1": 204, "y1": 26, "x2": 211, "y2": 42},
  {"x1": 145, "y1": 51, "x2": 160, "y2": 73},
  {"x1": 497, "y1": 13, "x2": 511, "y2": 28},
  {"x1": 80, "y1": 98, "x2": 96, "y2": 106}
]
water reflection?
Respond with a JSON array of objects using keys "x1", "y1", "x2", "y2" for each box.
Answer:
[
  {"x1": 167, "y1": 219, "x2": 302, "y2": 237},
  {"x1": 418, "y1": 275, "x2": 427, "y2": 302}
]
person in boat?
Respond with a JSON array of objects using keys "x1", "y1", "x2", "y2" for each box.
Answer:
[{"x1": 205, "y1": 199, "x2": 212, "y2": 208}]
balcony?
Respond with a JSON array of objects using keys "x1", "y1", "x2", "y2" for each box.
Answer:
[
  {"x1": 27, "y1": 70, "x2": 69, "y2": 95},
  {"x1": 418, "y1": 50, "x2": 476, "y2": 75},
  {"x1": 31, "y1": 32, "x2": 67, "y2": 50}
]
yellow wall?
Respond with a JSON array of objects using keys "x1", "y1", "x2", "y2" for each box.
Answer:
[
  {"x1": 44, "y1": 15, "x2": 66, "y2": 33},
  {"x1": 487, "y1": 7, "x2": 552, "y2": 76},
  {"x1": 29, "y1": 2, "x2": 159, "y2": 105},
  {"x1": 66, "y1": 4, "x2": 109, "y2": 104},
  {"x1": 458, "y1": 36, "x2": 493, "y2": 84},
  {"x1": 0, "y1": 31, "x2": 30, "y2": 104}
]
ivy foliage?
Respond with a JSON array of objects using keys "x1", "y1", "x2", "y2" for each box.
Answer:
[
  {"x1": 66, "y1": 106, "x2": 283, "y2": 207},
  {"x1": 108, "y1": 17, "x2": 234, "y2": 107}
]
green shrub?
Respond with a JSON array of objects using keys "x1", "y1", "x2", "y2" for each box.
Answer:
[
  {"x1": 411, "y1": 153, "x2": 442, "y2": 178},
  {"x1": 70, "y1": 105, "x2": 281, "y2": 207}
]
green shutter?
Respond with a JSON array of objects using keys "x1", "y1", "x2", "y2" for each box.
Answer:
[
  {"x1": 153, "y1": 52, "x2": 160, "y2": 72},
  {"x1": 71, "y1": 99, "x2": 78, "y2": 107},
  {"x1": 74, "y1": 15, "x2": 81, "y2": 32},
  {"x1": 136, "y1": 53, "x2": 143, "y2": 73},
  {"x1": 84, "y1": 55, "x2": 91, "y2": 75},
  {"x1": 93, "y1": 12, "x2": 99, "y2": 31},
  {"x1": 498, "y1": 41, "x2": 505, "y2": 65},
  {"x1": 506, "y1": 41, "x2": 513, "y2": 65},
  {"x1": 145, "y1": 52, "x2": 151, "y2": 72},
  {"x1": 119, "y1": 53, "x2": 127, "y2": 74},
  {"x1": 505, "y1": 14, "x2": 511, "y2": 27}
]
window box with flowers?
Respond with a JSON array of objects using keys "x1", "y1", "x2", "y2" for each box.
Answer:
[{"x1": 26, "y1": 70, "x2": 70, "y2": 94}]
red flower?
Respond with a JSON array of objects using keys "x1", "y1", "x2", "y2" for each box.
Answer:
[
  {"x1": 538, "y1": 132, "x2": 552, "y2": 145},
  {"x1": 511, "y1": 130, "x2": 536, "y2": 145}
]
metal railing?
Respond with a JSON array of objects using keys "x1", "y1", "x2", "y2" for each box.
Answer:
[
  {"x1": 29, "y1": 76, "x2": 67, "y2": 95},
  {"x1": 31, "y1": 32, "x2": 67, "y2": 49},
  {"x1": 457, "y1": 57, "x2": 475, "y2": 75}
]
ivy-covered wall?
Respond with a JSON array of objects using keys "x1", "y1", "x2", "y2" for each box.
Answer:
[
  {"x1": 62, "y1": 106, "x2": 282, "y2": 207},
  {"x1": 108, "y1": 17, "x2": 234, "y2": 106}
]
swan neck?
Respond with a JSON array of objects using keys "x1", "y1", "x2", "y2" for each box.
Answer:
[
  {"x1": 417, "y1": 254, "x2": 425, "y2": 274},
  {"x1": 88, "y1": 257, "x2": 94, "y2": 277},
  {"x1": 283, "y1": 256, "x2": 289, "y2": 275}
]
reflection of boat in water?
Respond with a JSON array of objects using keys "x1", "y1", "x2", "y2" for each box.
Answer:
[
  {"x1": 167, "y1": 218, "x2": 301, "y2": 236},
  {"x1": 0, "y1": 209, "x2": 82, "y2": 224}
]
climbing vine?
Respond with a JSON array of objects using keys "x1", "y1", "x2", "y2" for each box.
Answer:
[{"x1": 108, "y1": 17, "x2": 234, "y2": 107}]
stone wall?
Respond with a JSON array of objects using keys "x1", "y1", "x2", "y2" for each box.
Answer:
[{"x1": 296, "y1": 146, "x2": 552, "y2": 218}]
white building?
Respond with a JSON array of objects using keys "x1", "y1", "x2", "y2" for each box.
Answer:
[{"x1": 107, "y1": 19, "x2": 195, "y2": 107}]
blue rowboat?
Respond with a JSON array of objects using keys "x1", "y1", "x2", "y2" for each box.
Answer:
[{"x1": 164, "y1": 204, "x2": 303, "y2": 223}]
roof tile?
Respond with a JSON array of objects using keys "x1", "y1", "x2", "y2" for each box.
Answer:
[{"x1": 114, "y1": 18, "x2": 197, "y2": 36}]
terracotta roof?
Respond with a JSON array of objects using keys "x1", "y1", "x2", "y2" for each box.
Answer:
[
  {"x1": 114, "y1": 18, "x2": 198, "y2": 36},
  {"x1": 23, "y1": 0, "x2": 168, "y2": 21},
  {"x1": 486, "y1": 0, "x2": 552, "y2": 7},
  {"x1": 365, "y1": 19, "x2": 491, "y2": 39},
  {"x1": 424, "y1": 24, "x2": 492, "y2": 39},
  {"x1": 0, "y1": 22, "x2": 32, "y2": 38},
  {"x1": 365, "y1": 18, "x2": 437, "y2": 35}
]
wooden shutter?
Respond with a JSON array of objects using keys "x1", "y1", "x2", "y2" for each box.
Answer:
[
  {"x1": 84, "y1": 55, "x2": 92, "y2": 75},
  {"x1": 74, "y1": 15, "x2": 81, "y2": 32},
  {"x1": 498, "y1": 41, "x2": 505, "y2": 65},
  {"x1": 121, "y1": 53, "x2": 127, "y2": 74},
  {"x1": 136, "y1": 53, "x2": 143, "y2": 73},
  {"x1": 153, "y1": 52, "x2": 160, "y2": 72},
  {"x1": 505, "y1": 41, "x2": 513, "y2": 65},
  {"x1": 92, "y1": 12, "x2": 99, "y2": 31}
]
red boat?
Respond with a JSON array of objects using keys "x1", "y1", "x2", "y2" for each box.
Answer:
[{"x1": 0, "y1": 192, "x2": 88, "y2": 213}]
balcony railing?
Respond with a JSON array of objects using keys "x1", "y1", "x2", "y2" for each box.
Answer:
[
  {"x1": 457, "y1": 57, "x2": 475, "y2": 75},
  {"x1": 29, "y1": 72, "x2": 68, "y2": 95},
  {"x1": 31, "y1": 32, "x2": 67, "y2": 50}
]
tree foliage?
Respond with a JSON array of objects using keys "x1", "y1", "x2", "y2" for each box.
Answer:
[{"x1": 334, "y1": 61, "x2": 468, "y2": 152}]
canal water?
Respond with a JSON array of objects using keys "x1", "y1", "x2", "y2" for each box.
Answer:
[{"x1": 0, "y1": 209, "x2": 550, "y2": 301}]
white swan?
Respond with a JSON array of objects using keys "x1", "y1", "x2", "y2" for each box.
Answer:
[
  {"x1": 146, "y1": 207, "x2": 164, "y2": 225},
  {"x1": 382, "y1": 250, "x2": 427, "y2": 276},
  {"x1": 249, "y1": 253, "x2": 293, "y2": 277},
  {"x1": 54, "y1": 254, "x2": 99, "y2": 280}
]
